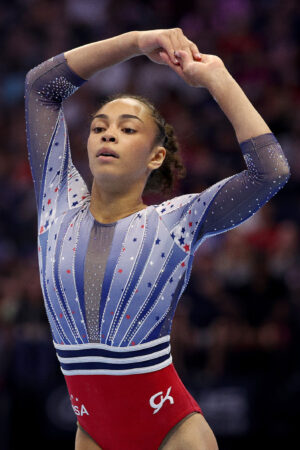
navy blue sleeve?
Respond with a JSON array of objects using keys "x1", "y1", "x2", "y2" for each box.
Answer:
[
  {"x1": 195, "y1": 133, "x2": 291, "y2": 244},
  {"x1": 24, "y1": 53, "x2": 88, "y2": 209},
  {"x1": 157, "y1": 133, "x2": 290, "y2": 256}
]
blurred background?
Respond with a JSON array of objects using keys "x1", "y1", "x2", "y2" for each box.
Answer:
[{"x1": 0, "y1": 0, "x2": 300, "y2": 449}]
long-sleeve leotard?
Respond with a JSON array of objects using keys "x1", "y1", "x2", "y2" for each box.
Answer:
[{"x1": 25, "y1": 53, "x2": 290, "y2": 375}]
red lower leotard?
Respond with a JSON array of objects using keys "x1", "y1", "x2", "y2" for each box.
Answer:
[{"x1": 66, "y1": 362, "x2": 202, "y2": 449}]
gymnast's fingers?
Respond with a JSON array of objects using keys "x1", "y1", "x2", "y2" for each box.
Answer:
[
  {"x1": 157, "y1": 32, "x2": 180, "y2": 65},
  {"x1": 169, "y1": 29, "x2": 202, "y2": 64},
  {"x1": 189, "y1": 40, "x2": 202, "y2": 61}
]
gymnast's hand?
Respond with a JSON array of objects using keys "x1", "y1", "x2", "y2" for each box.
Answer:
[
  {"x1": 137, "y1": 28, "x2": 202, "y2": 66},
  {"x1": 160, "y1": 49, "x2": 228, "y2": 89}
]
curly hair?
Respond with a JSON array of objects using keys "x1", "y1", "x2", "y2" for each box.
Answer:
[{"x1": 92, "y1": 93, "x2": 186, "y2": 194}]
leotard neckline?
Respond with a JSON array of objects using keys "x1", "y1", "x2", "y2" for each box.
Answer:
[{"x1": 87, "y1": 205, "x2": 149, "y2": 227}]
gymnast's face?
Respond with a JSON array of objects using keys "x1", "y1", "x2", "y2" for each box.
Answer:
[{"x1": 87, "y1": 98, "x2": 166, "y2": 192}]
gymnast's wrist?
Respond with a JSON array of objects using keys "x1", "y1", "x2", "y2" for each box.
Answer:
[
  {"x1": 125, "y1": 30, "x2": 142, "y2": 57},
  {"x1": 206, "y1": 67, "x2": 234, "y2": 97}
]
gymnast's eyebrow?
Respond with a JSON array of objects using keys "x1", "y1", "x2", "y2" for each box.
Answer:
[{"x1": 93, "y1": 113, "x2": 144, "y2": 123}]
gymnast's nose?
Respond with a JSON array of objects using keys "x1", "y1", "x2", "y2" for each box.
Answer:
[{"x1": 101, "y1": 134, "x2": 116, "y2": 143}]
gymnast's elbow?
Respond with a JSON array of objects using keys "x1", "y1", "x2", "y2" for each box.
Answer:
[
  {"x1": 282, "y1": 164, "x2": 291, "y2": 182},
  {"x1": 25, "y1": 60, "x2": 47, "y2": 94},
  {"x1": 263, "y1": 164, "x2": 291, "y2": 192},
  {"x1": 274, "y1": 161, "x2": 291, "y2": 183}
]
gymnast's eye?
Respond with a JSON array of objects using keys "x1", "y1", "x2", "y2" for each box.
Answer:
[
  {"x1": 122, "y1": 128, "x2": 136, "y2": 134},
  {"x1": 93, "y1": 127, "x2": 105, "y2": 133}
]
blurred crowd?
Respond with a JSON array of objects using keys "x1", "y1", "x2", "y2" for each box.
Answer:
[{"x1": 1, "y1": 0, "x2": 300, "y2": 449}]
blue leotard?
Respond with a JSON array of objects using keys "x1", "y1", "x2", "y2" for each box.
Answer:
[{"x1": 25, "y1": 53, "x2": 290, "y2": 376}]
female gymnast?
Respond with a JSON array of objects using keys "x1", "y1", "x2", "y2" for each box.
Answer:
[{"x1": 25, "y1": 28, "x2": 290, "y2": 449}]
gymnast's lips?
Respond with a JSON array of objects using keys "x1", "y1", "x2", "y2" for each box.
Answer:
[{"x1": 96, "y1": 147, "x2": 119, "y2": 158}]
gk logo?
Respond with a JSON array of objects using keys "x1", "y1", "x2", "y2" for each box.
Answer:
[{"x1": 149, "y1": 386, "x2": 174, "y2": 414}]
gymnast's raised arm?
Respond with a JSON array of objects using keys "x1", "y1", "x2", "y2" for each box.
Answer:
[
  {"x1": 150, "y1": 44, "x2": 291, "y2": 248},
  {"x1": 64, "y1": 28, "x2": 201, "y2": 79},
  {"x1": 25, "y1": 29, "x2": 200, "y2": 211}
]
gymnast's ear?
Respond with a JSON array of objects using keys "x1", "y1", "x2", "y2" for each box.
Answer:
[{"x1": 147, "y1": 145, "x2": 166, "y2": 171}]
